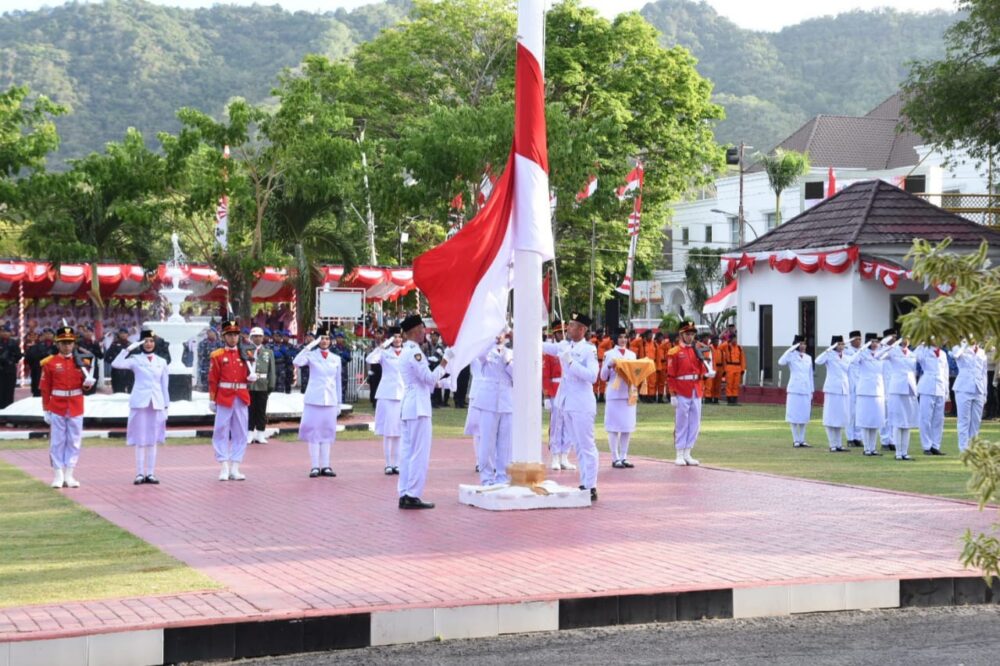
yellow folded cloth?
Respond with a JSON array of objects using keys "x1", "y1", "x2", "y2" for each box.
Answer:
[{"x1": 610, "y1": 358, "x2": 657, "y2": 405}]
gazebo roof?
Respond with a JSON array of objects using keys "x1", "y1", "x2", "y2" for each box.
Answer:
[{"x1": 737, "y1": 180, "x2": 1000, "y2": 254}]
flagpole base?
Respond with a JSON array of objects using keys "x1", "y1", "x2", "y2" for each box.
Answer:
[{"x1": 458, "y1": 480, "x2": 591, "y2": 511}]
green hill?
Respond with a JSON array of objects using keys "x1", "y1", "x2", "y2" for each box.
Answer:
[{"x1": 0, "y1": 0, "x2": 955, "y2": 165}]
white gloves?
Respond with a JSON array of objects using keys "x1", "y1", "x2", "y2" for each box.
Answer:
[
  {"x1": 881, "y1": 335, "x2": 893, "y2": 346},
  {"x1": 670, "y1": 396, "x2": 679, "y2": 407},
  {"x1": 306, "y1": 338, "x2": 321, "y2": 350},
  {"x1": 82, "y1": 378, "x2": 96, "y2": 389},
  {"x1": 247, "y1": 373, "x2": 259, "y2": 383},
  {"x1": 543, "y1": 398, "x2": 552, "y2": 411},
  {"x1": 208, "y1": 401, "x2": 217, "y2": 413},
  {"x1": 127, "y1": 340, "x2": 142, "y2": 352},
  {"x1": 381, "y1": 338, "x2": 393, "y2": 349},
  {"x1": 502, "y1": 350, "x2": 513, "y2": 365},
  {"x1": 43, "y1": 411, "x2": 51, "y2": 425},
  {"x1": 706, "y1": 370, "x2": 717, "y2": 378}
]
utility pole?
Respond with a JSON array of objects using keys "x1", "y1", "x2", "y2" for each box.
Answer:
[
  {"x1": 588, "y1": 216, "x2": 596, "y2": 320},
  {"x1": 738, "y1": 141, "x2": 746, "y2": 247},
  {"x1": 356, "y1": 122, "x2": 377, "y2": 265}
]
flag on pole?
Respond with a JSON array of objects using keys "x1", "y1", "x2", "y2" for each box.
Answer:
[
  {"x1": 616, "y1": 234, "x2": 638, "y2": 295},
  {"x1": 549, "y1": 189, "x2": 557, "y2": 220},
  {"x1": 215, "y1": 195, "x2": 229, "y2": 250},
  {"x1": 477, "y1": 165, "x2": 497, "y2": 209},
  {"x1": 414, "y1": 17, "x2": 552, "y2": 373},
  {"x1": 542, "y1": 271, "x2": 551, "y2": 320},
  {"x1": 575, "y1": 174, "x2": 598, "y2": 203},
  {"x1": 449, "y1": 192, "x2": 465, "y2": 211},
  {"x1": 826, "y1": 166, "x2": 837, "y2": 198},
  {"x1": 616, "y1": 163, "x2": 644, "y2": 201},
  {"x1": 628, "y1": 195, "x2": 642, "y2": 236}
]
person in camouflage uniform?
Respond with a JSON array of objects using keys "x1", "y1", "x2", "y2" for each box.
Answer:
[{"x1": 197, "y1": 328, "x2": 223, "y2": 391}]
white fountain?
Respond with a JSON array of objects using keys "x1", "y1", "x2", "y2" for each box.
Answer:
[{"x1": 154, "y1": 234, "x2": 209, "y2": 401}]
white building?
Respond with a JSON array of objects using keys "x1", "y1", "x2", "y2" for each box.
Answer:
[{"x1": 656, "y1": 93, "x2": 995, "y2": 322}]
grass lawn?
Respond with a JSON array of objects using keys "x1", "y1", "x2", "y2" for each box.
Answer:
[{"x1": 0, "y1": 458, "x2": 219, "y2": 609}]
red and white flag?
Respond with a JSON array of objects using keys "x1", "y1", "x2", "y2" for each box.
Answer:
[
  {"x1": 215, "y1": 195, "x2": 229, "y2": 250},
  {"x1": 616, "y1": 234, "x2": 638, "y2": 295},
  {"x1": 616, "y1": 163, "x2": 644, "y2": 201},
  {"x1": 826, "y1": 166, "x2": 837, "y2": 198},
  {"x1": 449, "y1": 192, "x2": 465, "y2": 211},
  {"x1": 628, "y1": 195, "x2": 642, "y2": 236},
  {"x1": 414, "y1": 22, "x2": 553, "y2": 373},
  {"x1": 575, "y1": 174, "x2": 598, "y2": 203},
  {"x1": 477, "y1": 165, "x2": 497, "y2": 209}
]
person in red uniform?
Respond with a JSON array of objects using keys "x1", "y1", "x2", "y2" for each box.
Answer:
[
  {"x1": 208, "y1": 319, "x2": 257, "y2": 481},
  {"x1": 667, "y1": 321, "x2": 712, "y2": 467},
  {"x1": 41, "y1": 326, "x2": 96, "y2": 488}
]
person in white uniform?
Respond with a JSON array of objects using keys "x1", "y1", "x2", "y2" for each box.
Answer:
[
  {"x1": 914, "y1": 340, "x2": 949, "y2": 455},
  {"x1": 366, "y1": 326, "x2": 404, "y2": 474},
  {"x1": 545, "y1": 321, "x2": 576, "y2": 471},
  {"x1": 883, "y1": 336, "x2": 918, "y2": 461},
  {"x1": 111, "y1": 329, "x2": 170, "y2": 484},
  {"x1": 850, "y1": 333, "x2": 887, "y2": 456},
  {"x1": 815, "y1": 335, "x2": 851, "y2": 452},
  {"x1": 472, "y1": 332, "x2": 514, "y2": 486},
  {"x1": 397, "y1": 314, "x2": 448, "y2": 509},
  {"x1": 464, "y1": 354, "x2": 483, "y2": 471},
  {"x1": 599, "y1": 330, "x2": 637, "y2": 468},
  {"x1": 778, "y1": 334, "x2": 814, "y2": 448},
  {"x1": 293, "y1": 326, "x2": 342, "y2": 478},
  {"x1": 878, "y1": 327, "x2": 897, "y2": 452},
  {"x1": 952, "y1": 339, "x2": 988, "y2": 453},
  {"x1": 543, "y1": 312, "x2": 599, "y2": 501},
  {"x1": 844, "y1": 330, "x2": 863, "y2": 447}
]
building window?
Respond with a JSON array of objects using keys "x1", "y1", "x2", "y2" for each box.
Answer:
[
  {"x1": 705, "y1": 225, "x2": 713, "y2": 243},
  {"x1": 728, "y1": 216, "x2": 739, "y2": 246},
  {"x1": 904, "y1": 175, "x2": 927, "y2": 194},
  {"x1": 682, "y1": 227, "x2": 689, "y2": 246},
  {"x1": 765, "y1": 212, "x2": 777, "y2": 230},
  {"x1": 804, "y1": 181, "x2": 824, "y2": 199}
]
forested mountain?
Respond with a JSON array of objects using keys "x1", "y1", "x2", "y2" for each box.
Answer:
[
  {"x1": 1, "y1": 0, "x2": 955, "y2": 165},
  {"x1": 641, "y1": 0, "x2": 954, "y2": 151}
]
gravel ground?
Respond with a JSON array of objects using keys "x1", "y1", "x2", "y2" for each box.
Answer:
[{"x1": 217, "y1": 604, "x2": 1000, "y2": 665}]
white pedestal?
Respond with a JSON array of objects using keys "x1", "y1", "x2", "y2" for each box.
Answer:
[{"x1": 458, "y1": 481, "x2": 592, "y2": 511}]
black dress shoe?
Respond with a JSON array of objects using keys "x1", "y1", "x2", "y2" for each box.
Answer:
[
  {"x1": 399, "y1": 495, "x2": 435, "y2": 509},
  {"x1": 590, "y1": 487, "x2": 598, "y2": 501},
  {"x1": 871, "y1": 451, "x2": 883, "y2": 456},
  {"x1": 133, "y1": 474, "x2": 145, "y2": 485},
  {"x1": 144, "y1": 475, "x2": 160, "y2": 485},
  {"x1": 885, "y1": 444, "x2": 896, "y2": 451},
  {"x1": 309, "y1": 468, "x2": 320, "y2": 478},
  {"x1": 384, "y1": 466, "x2": 394, "y2": 475},
  {"x1": 930, "y1": 448, "x2": 945, "y2": 456},
  {"x1": 612, "y1": 460, "x2": 623, "y2": 468},
  {"x1": 320, "y1": 467, "x2": 336, "y2": 477},
  {"x1": 392, "y1": 466, "x2": 400, "y2": 475},
  {"x1": 621, "y1": 460, "x2": 634, "y2": 468}
]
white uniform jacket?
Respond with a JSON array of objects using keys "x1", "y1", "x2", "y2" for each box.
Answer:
[
  {"x1": 885, "y1": 345, "x2": 918, "y2": 396},
  {"x1": 778, "y1": 346, "x2": 814, "y2": 395},
  {"x1": 293, "y1": 348, "x2": 343, "y2": 409},
  {"x1": 914, "y1": 345, "x2": 949, "y2": 397},
  {"x1": 471, "y1": 347, "x2": 514, "y2": 413},
  {"x1": 850, "y1": 347, "x2": 885, "y2": 397},
  {"x1": 399, "y1": 340, "x2": 446, "y2": 420},
  {"x1": 366, "y1": 346, "x2": 405, "y2": 401},
  {"x1": 952, "y1": 344, "x2": 988, "y2": 396},
  {"x1": 112, "y1": 349, "x2": 170, "y2": 410},
  {"x1": 599, "y1": 346, "x2": 637, "y2": 400},
  {"x1": 815, "y1": 347, "x2": 851, "y2": 395},
  {"x1": 543, "y1": 339, "x2": 598, "y2": 415}
]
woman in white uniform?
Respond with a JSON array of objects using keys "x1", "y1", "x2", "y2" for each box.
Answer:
[
  {"x1": 778, "y1": 335, "x2": 814, "y2": 448},
  {"x1": 472, "y1": 333, "x2": 514, "y2": 486},
  {"x1": 815, "y1": 335, "x2": 851, "y2": 452},
  {"x1": 111, "y1": 330, "x2": 169, "y2": 484},
  {"x1": 884, "y1": 336, "x2": 918, "y2": 460},
  {"x1": 952, "y1": 339, "x2": 989, "y2": 453},
  {"x1": 293, "y1": 326, "x2": 342, "y2": 478},
  {"x1": 366, "y1": 327, "x2": 404, "y2": 474},
  {"x1": 599, "y1": 330, "x2": 637, "y2": 468},
  {"x1": 850, "y1": 332, "x2": 887, "y2": 456}
]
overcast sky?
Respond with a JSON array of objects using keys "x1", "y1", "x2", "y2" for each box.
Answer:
[{"x1": 0, "y1": 0, "x2": 958, "y2": 31}]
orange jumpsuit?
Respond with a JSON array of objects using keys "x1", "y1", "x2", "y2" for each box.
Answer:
[
  {"x1": 639, "y1": 339, "x2": 658, "y2": 397},
  {"x1": 720, "y1": 341, "x2": 746, "y2": 399},
  {"x1": 594, "y1": 335, "x2": 613, "y2": 397},
  {"x1": 657, "y1": 339, "x2": 673, "y2": 399},
  {"x1": 704, "y1": 344, "x2": 724, "y2": 399}
]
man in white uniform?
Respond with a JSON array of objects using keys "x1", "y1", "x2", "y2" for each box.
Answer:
[
  {"x1": 878, "y1": 327, "x2": 897, "y2": 452},
  {"x1": 914, "y1": 340, "x2": 949, "y2": 455},
  {"x1": 472, "y1": 333, "x2": 514, "y2": 486},
  {"x1": 952, "y1": 339, "x2": 988, "y2": 453},
  {"x1": 397, "y1": 314, "x2": 448, "y2": 509},
  {"x1": 543, "y1": 313, "x2": 599, "y2": 501}
]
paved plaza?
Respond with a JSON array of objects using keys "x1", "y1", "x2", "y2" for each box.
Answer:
[{"x1": 1, "y1": 437, "x2": 994, "y2": 644}]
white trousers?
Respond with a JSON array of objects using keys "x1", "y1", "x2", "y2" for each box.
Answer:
[
  {"x1": 673, "y1": 395, "x2": 702, "y2": 450},
  {"x1": 477, "y1": 410, "x2": 512, "y2": 485},
  {"x1": 398, "y1": 416, "x2": 432, "y2": 498},
  {"x1": 213, "y1": 402, "x2": 249, "y2": 463},
  {"x1": 608, "y1": 431, "x2": 632, "y2": 461},
  {"x1": 49, "y1": 414, "x2": 83, "y2": 469},
  {"x1": 562, "y1": 410, "x2": 597, "y2": 489},
  {"x1": 918, "y1": 394, "x2": 945, "y2": 451},
  {"x1": 824, "y1": 426, "x2": 843, "y2": 450},
  {"x1": 955, "y1": 391, "x2": 986, "y2": 452}
]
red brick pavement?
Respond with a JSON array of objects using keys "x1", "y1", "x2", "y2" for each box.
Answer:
[{"x1": 1, "y1": 439, "x2": 993, "y2": 641}]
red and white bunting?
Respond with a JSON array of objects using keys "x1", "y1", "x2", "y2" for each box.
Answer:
[
  {"x1": 615, "y1": 163, "x2": 644, "y2": 201},
  {"x1": 628, "y1": 195, "x2": 642, "y2": 236},
  {"x1": 615, "y1": 274, "x2": 632, "y2": 296},
  {"x1": 575, "y1": 174, "x2": 598, "y2": 203}
]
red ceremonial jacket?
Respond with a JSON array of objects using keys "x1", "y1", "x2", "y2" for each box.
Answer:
[
  {"x1": 542, "y1": 352, "x2": 562, "y2": 398},
  {"x1": 666, "y1": 343, "x2": 707, "y2": 399},
  {"x1": 40, "y1": 354, "x2": 88, "y2": 417},
  {"x1": 208, "y1": 346, "x2": 252, "y2": 407}
]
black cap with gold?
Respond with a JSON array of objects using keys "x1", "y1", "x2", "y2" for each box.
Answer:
[
  {"x1": 54, "y1": 326, "x2": 76, "y2": 343},
  {"x1": 569, "y1": 312, "x2": 592, "y2": 328},
  {"x1": 849, "y1": 330, "x2": 862, "y2": 340},
  {"x1": 678, "y1": 320, "x2": 697, "y2": 334},
  {"x1": 865, "y1": 332, "x2": 879, "y2": 343},
  {"x1": 139, "y1": 329, "x2": 156, "y2": 341},
  {"x1": 401, "y1": 314, "x2": 425, "y2": 332},
  {"x1": 831, "y1": 335, "x2": 844, "y2": 345},
  {"x1": 221, "y1": 320, "x2": 240, "y2": 335},
  {"x1": 793, "y1": 334, "x2": 806, "y2": 345}
]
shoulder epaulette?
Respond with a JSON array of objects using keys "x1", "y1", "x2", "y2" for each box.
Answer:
[
  {"x1": 40, "y1": 354, "x2": 55, "y2": 366},
  {"x1": 667, "y1": 346, "x2": 682, "y2": 356},
  {"x1": 210, "y1": 348, "x2": 226, "y2": 359}
]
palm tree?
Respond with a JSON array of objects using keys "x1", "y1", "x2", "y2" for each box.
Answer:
[{"x1": 759, "y1": 148, "x2": 810, "y2": 226}]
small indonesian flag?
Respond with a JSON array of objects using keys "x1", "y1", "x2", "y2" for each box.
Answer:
[
  {"x1": 215, "y1": 195, "x2": 229, "y2": 250},
  {"x1": 575, "y1": 174, "x2": 598, "y2": 203},
  {"x1": 477, "y1": 165, "x2": 497, "y2": 209},
  {"x1": 826, "y1": 166, "x2": 837, "y2": 198},
  {"x1": 449, "y1": 192, "x2": 465, "y2": 211},
  {"x1": 616, "y1": 163, "x2": 644, "y2": 201}
]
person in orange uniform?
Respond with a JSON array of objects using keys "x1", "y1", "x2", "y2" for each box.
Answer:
[
  {"x1": 209, "y1": 319, "x2": 257, "y2": 481},
  {"x1": 667, "y1": 321, "x2": 711, "y2": 466},
  {"x1": 657, "y1": 333, "x2": 673, "y2": 403},
  {"x1": 704, "y1": 335, "x2": 724, "y2": 403},
  {"x1": 721, "y1": 331, "x2": 747, "y2": 405},
  {"x1": 594, "y1": 330, "x2": 614, "y2": 404},
  {"x1": 631, "y1": 330, "x2": 658, "y2": 402},
  {"x1": 41, "y1": 325, "x2": 96, "y2": 489}
]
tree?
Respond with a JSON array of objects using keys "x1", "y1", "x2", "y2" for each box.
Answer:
[
  {"x1": 758, "y1": 148, "x2": 809, "y2": 225},
  {"x1": 18, "y1": 128, "x2": 171, "y2": 330},
  {"x1": 0, "y1": 85, "x2": 64, "y2": 207},
  {"x1": 902, "y1": 0, "x2": 1000, "y2": 164},
  {"x1": 898, "y1": 239, "x2": 1000, "y2": 579},
  {"x1": 682, "y1": 247, "x2": 732, "y2": 331}
]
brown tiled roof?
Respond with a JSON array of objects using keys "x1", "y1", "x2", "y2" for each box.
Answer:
[
  {"x1": 746, "y1": 92, "x2": 924, "y2": 172},
  {"x1": 736, "y1": 180, "x2": 1000, "y2": 253}
]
